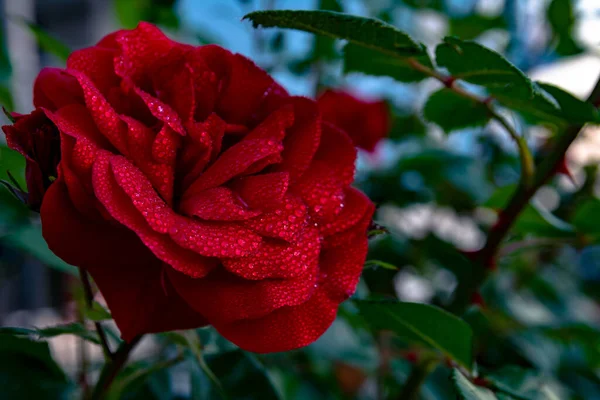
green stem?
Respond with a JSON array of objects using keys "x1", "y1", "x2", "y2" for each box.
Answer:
[
  {"x1": 79, "y1": 268, "x2": 113, "y2": 361},
  {"x1": 90, "y1": 336, "x2": 142, "y2": 400},
  {"x1": 396, "y1": 357, "x2": 439, "y2": 400},
  {"x1": 184, "y1": 331, "x2": 228, "y2": 400}
]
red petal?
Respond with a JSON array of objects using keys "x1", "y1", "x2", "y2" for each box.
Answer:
[
  {"x1": 293, "y1": 161, "x2": 345, "y2": 222},
  {"x1": 169, "y1": 217, "x2": 262, "y2": 258},
  {"x1": 245, "y1": 104, "x2": 294, "y2": 141},
  {"x1": 243, "y1": 194, "x2": 307, "y2": 242},
  {"x1": 211, "y1": 237, "x2": 368, "y2": 353},
  {"x1": 216, "y1": 53, "x2": 287, "y2": 124},
  {"x1": 40, "y1": 181, "x2": 208, "y2": 341},
  {"x1": 166, "y1": 258, "x2": 318, "y2": 324},
  {"x1": 230, "y1": 172, "x2": 289, "y2": 210},
  {"x1": 323, "y1": 200, "x2": 373, "y2": 249},
  {"x1": 33, "y1": 68, "x2": 84, "y2": 110},
  {"x1": 222, "y1": 225, "x2": 320, "y2": 280},
  {"x1": 152, "y1": 125, "x2": 180, "y2": 165},
  {"x1": 313, "y1": 122, "x2": 356, "y2": 187},
  {"x1": 114, "y1": 22, "x2": 177, "y2": 86},
  {"x1": 43, "y1": 104, "x2": 112, "y2": 149},
  {"x1": 132, "y1": 86, "x2": 186, "y2": 135},
  {"x1": 92, "y1": 151, "x2": 216, "y2": 278},
  {"x1": 122, "y1": 116, "x2": 175, "y2": 204},
  {"x1": 109, "y1": 155, "x2": 175, "y2": 233},
  {"x1": 67, "y1": 47, "x2": 119, "y2": 94},
  {"x1": 213, "y1": 289, "x2": 337, "y2": 353},
  {"x1": 183, "y1": 138, "x2": 283, "y2": 197},
  {"x1": 319, "y1": 236, "x2": 368, "y2": 302},
  {"x1": 151, "y1": 46, "x2": 196, "y2": 121},
  {"x1": 68, "y1": 69, "x2": 129, "y2": 155},
  {"x1": 275, "y1": 97, "x2": 321, "y2": 182},
  {"x1": 185, "y1": 46, "x2": 223, "y2": 120},
  {"x1": 320, "y1": 188, "x2": 372, "y2": 237},
  {"x1": 180, "y1": 186, "x2": 261, "y2": 221}
]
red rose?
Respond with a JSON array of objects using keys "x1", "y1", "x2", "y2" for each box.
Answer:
[
  {"x1": 2, "y1": 109, "x2": 61, "y2": 209},
  {"x1": 317, "y1": 89, "x2": 390, "y2": 152},
  {"x1": 2, "y1": 23, "x2": 374, "y2": 353}
]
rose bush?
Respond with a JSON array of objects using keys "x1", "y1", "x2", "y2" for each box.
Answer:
[
  {"x1": 317, "y1": 89, "x2": 390, "y2": 152},
  {"x1": 2, "y1": 23, "x2": 374, "y2": 353}
]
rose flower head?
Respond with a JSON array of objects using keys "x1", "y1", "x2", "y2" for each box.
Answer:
[
  {"x1": 317, "y1": 89, "x2": 391, "y2": 152},
  {"x1": 1, "y1": 23, "x2": 374, "y2": 353}
]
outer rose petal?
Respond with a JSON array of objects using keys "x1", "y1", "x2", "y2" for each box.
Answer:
[
  {"x1": 211, "y1": 236, "x2": 367, "y2": 353},
  {"x1": 214, "y1": 289, "x2": 338, "y2": 353},
  {"x1": 166, "y1": 258, "x2": 318, "y2": 325},
  {"x1": 40, "y1": 181, "x2": 208, "y2": 341}
]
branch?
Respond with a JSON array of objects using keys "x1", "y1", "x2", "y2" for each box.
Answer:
[
  {"x1": 90, "y1": 335, "x2": 142, "y2": 400},
  {"x1": 79, "y1": 268, "x2": 113, "y2": 361},
  {"x1": 407, "y1": 58, "x2": 600, "y2": 311},
  {"x1": 407, "y1": 58, "x2": 534, "y2": 188},
  {"x1": 452, "y1": 74, "x2": 600, "y2": 311}
]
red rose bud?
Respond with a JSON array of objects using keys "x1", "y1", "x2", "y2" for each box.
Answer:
[
  {"x1": 2, "y1": 109, "x2": 60, "y2": 210},
  {"x1": 6, "y1": 23, "x2": 375, "y2": 353},
  {"x1": 317, "y1": 89, "x2": 390, "y2": 152}
]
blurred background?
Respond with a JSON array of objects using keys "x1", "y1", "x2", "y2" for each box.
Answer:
[{"x1": 3, "y1": 0, "x2": 600, "y2": 398}]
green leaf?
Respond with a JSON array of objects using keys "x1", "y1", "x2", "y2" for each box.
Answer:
[
  {"x1": 537, "y1": 82, "x2": 600, "y2": 124},
  {"x1": 243, "y1": 10, "x2": 424, "y2": 58},
  {"x1": 453, "y1": 369, "x2": 497, "y2": 400},
  {"x1": 343, "y1": 43, "x2": 431, "y2": 82},
  {"x1": 435, "y1": 37, "x2": 532, "y2": 92},
  {"x1": 195, "y1": 350, "x2": 281, "y2": 400},
  {"x1": 423, "y1": 88, "x2": 491, "y2": 132},
  {"x1": 1, "y1": 323, "x2": 101, "y2": 345},
  {"x1": 355, "y1": 300, "x2": 473, "y2": 369},
  {"x1": 16, "y1": 19, "x2": 71, "y2": 62},
  {"x1": 364, "y1": 260, "x2": 399, "y2": 271},
  {"x1": 434, "y1": 37, "x2": 593, "y2": 125},
  {"x1": 434, "y1": 37, "x2": 564, "y2": 123},
  {"x1": 3, "y1": 224, "x2": 78, "y2": 275},
  {"x1": 0, "y1": 335, "x2": 73, "y2": 399},
  {"x1": 449, "y1": 14, "x2": 507, "y2": 41}
]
